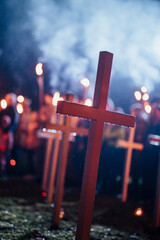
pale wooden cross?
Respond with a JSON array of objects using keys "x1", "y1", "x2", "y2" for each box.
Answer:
[
  {"x1": 37, "y1": 128, "x2": 62, "y2": 202},
  {"x1": 39, "y1": 94, "x2": 89, "y2": 203},
  {"x1": 37, "y1": 129, "x2": 61, "y2": 192},
  {"x1": 117, "y1": 125, "x2": 144, "y2": 202},
  {"x1": 148, "y1": 134, "x2": 160, "y2": 227},
  {"x1": 55, "y1": 51, "x2": 135, "y2": 240}
]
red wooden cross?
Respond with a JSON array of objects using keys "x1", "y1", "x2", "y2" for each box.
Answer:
[
  {"x1": 56, "y1": 51, "x2": 135, "y2": 240},
  {"x1": 117, "y1": 125, "x2": 143, "y2": 202},
  {"x1": 148, "y1": 134, "x2": 160, "y2": 227}
]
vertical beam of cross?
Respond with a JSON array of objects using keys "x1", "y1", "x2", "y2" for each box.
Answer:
[
  {"x1": 56, "y1": 51, "x2": 135, "y2": 240},
  {"x1": 52, "y1": 94, "x2": 73, "y2": 226},
  {"x1": 47, "y1": 134, "x2": 61, "y2": 202},
  {"x1": 42, "y1": 137, "x2": 54, "y2": 191},
  {"x1": 75, "y1": 52, "x2": 113, "y2": 240},
  {"x1": 117, "y1": 125, "x2": 143, "y2": 202}
]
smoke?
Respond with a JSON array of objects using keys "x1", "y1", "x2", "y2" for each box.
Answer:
[{"x1": 29, "y1": 0, "x2": 160, "y2": 98}]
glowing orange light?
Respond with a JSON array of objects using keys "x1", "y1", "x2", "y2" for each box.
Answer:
[
  {"x1": 134, "y1": 91, "x2": 141, "y2": 101},
  {"x1": 52, "y1": 92, "x2": 60, "y2": 106},
  {"x1": 145, "y1": 104, "x2": 152, "y2": 114},
  {"x1": 142, "y1": 93, "x2": 149, "y2": 101},
  {"x1": 84, "y1": 98, "x2": 92, "y2": 106},
  {"x1": 17, "y1": 95, "x2": 24, "y2": 103},
  {"x1": 80, "y1": 78, "x2": 90, "y2": 88},
  {"x1": 35, "y1": 62, "x2": 43, "y2": 76},
  {"x1": 16, "y1": 103, "x2": 23, "y2": 114},
  {"x1": 141, "y1": 86, "x2": 147, "y2": 93},
  {"x1": 10, "y1": 159, "x2": 16, "y2": 166},
  {"x1": 135, "y1": 208, "x2": 143, "y2": 216},
  {"x1": 42, "y1": 191, "x2": 47, "y2": 197},
  {"x1": 59, "y1": 208, "x2": 64, "y2": 219},
  {"x1": 0, "y1": 99, "x2": 7, "y2": 109}
]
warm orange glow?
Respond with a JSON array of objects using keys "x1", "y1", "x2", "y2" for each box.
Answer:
[
  {"x1": 10, "y1": 159, "x2": 16, "y2": 166},
  {"x1": 141, "y1": 86, "x2": 147, "y2": 93},
  {"x1": 134, "y1": 91, "x2": 141, "y2": 101},
  {"x1": 59, "y1": 208, "x2": 64, "y2": 219},
  {"x1": 145, "y1": 104, "x2": 152, "y2": 114},
  {"x1": 80, "y1": 78, "x2": 90, "y2": 87},
  {"x1": 1, "y1": 99, "x2": 7, "y2": 109},
  {"x1": 142, "y1": 93, "x2": 149, "y2": 101},
  {"x1": 17, "y1": 95, "x2": 24, "y2": 103},
  {"x1": 35, "y1": 62, "x2": 43, "y2": 76},
  {"x1": 52, "y1": 92, "x2": 60, "y2": 106},
  {"x1": 84, "y1": 98, "x2": 92, "y2": 106},
  {"x1": 135, "y1": 208, "x2": 143, "y2": 216},
  {"x1": 16, "y1": 103, "x2": 23, "y2": 114}
]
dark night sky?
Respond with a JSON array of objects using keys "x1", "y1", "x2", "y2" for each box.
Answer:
[{"x1": 0, "y1": 0, "x2": 160, "y2": 111}]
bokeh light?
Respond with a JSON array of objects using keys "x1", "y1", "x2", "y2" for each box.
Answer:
[
  {"x1": 141, "y1": 86, "x2": 147, "y2": 93},
  {"x1": 134, "y1": 207, "x2": 143, "y2": 216},
  {"x1": 84, "y1": 98, "x2": 92, "y2": 106},
  {"x1": 142, "y1": 93, "x2": 149, "y2": 101},
  {"x1": 80, "y1": 78, "x2": 90, "y2": 87},
  {"x1": 134, "y1": 91, "x2": 141, "y2": 101},
  {"x1": 10, "y1": 159, "x2": 16, "y2": 166},
  {"x1": 59, "y1": 208, "x2": 64, "y2": 219},
  {"x1": 144, "y1": 104, "x2": 152, "y2": 114},
  {"x1": 0, "y1": 99, "x2": 7, "y2": 109},
  {"x1": 35, "y1": 62, "x2": 43, "y2": 76},
  {"x1": 52, "y1": 92, "x2": 60, "y2": 106},
  {"x1": 17, "y1": 95, "x2": 24, "y2": 103},
  {"x1": 16, "y1": 103, "x2": 23, "y2": 114},
  {"x1": 42, "y1": 191, "x2": 47, "y2": 197}
]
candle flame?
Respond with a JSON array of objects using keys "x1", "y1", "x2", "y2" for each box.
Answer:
[
  {"x1": 134, "y1": 208, "x2": 143, "y2": 216},
  {"x1": 1, "y1": 99, "x2": 7, "y2": 109},
  {"x1": 80, "y1": 78, "x2": 90, "y2": 87},
  {"x1": 59, "y1": 208, "x2": 64, "y2": 219},
  {"x1": 35, "y1": 62, "x2": 43, "y2": 76}
]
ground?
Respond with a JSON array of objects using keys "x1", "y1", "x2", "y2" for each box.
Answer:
[{"x1": 0, "y1": 178, "x2": 160, "y2": 240}]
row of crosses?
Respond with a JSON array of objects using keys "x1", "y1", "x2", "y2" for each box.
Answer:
[{"x1": 39, "y1": 51, "x2": 160, "y2": 239}]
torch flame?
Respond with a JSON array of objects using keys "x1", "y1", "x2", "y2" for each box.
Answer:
[
  {"x1": 16, "y1": 103, "x2": 23, "y2": 114},
  {"x1": 52, "y1": 92, "x2": 61, "y2": 106},
  {"x1": 80, "y1": 78, "x2": 90, "y2": 87},
  {"x1": 84, "y1": 98, "x2": 92, "y2": 106},
  {"x1": 142, "y1": 93, "x2": 149, "y2": 101},
  {"x1": 35, "y1": 63, "x2": 43, "y2": 76},
  {"x1": 141, "y1": 86, "x2": 147, "y2": 93},
  {"x1": 144, "y1": 104, "x2": 152, "y2": 114},
  {"x1": 134, "y1": 91, "x2": 141, "y2": 101},
  {"x1": 17, "y1": 95, "x2": 24, "y2": 103},
  {"x1": 1, "y1": 99, "x2": 7, "y2": 109}
]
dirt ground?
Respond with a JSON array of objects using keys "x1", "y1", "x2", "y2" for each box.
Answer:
[{"x1": 0, "y1": 178, "x2": 160, "y2": 240}]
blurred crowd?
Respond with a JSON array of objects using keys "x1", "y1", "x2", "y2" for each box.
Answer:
[{"x1": 0, "y1": 92, "x2": 160, "y2": 202}]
